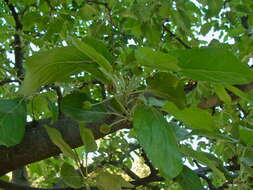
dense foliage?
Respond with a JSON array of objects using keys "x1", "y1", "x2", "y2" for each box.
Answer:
[{"x1": 1, "y1": 0, "x2": 253, "y2": 190}]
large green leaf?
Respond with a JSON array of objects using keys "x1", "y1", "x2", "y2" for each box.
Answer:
[
  {"x1": 176, "y1": 166, "x2": 204, "y2": 190},
  {"x1": 20, "y1": 46, "x2": 108, "y2": 95},
  {"x1": 163, "y1": 102, "x2": 217, "y2": 132},
  {"x1": 147, "y1": 72, "x2": 186, "y2": 108},
  {"x1": 135, "y1": 47, "x2": 180, "y2": 71},
  {"x1": 172, "y1": 48, "x2": 253, "y2": 84},
  {"x1": 60, "y1": 162, "x2": 83, "y2": 189},
  {"x1": 0, "y1": 99, "x2": 26, "y2": 147},
  {"x1": 61, "y1": 92, "x2": 107, "y2": 122},
  {"x1": 133, "y1": 105, "x2": 183, "y2": 179}
]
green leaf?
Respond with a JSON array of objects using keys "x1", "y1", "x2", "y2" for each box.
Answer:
[
  {"x1": 60, "y1": 162, "x2": 83, "y2": 189},
  {"x1": 0, "y1": 99, "x2": 26, "y2": 147},
  {"x1": 61, "y1": 92, "x2": 107, "y2": 122},
  {"x1": 172, "y1": 48, "x2": 253, "y2": 84},
  {"x1": 72, "y1": 38, "x2": 113, "y2": 73},
  {"x1": 79, "y1": 124, "x2": 97, "y2": 152},
  {"x1": 79, "y1": 4, "x2": 99, "y2": 20},
  {"x1": 176, "y1": 166, "x2": 204, "y2": 190},
  {"x1": 133, "y1": 105, "x2": 183, "y2": 179},
  {"x1": 206, "y1": 0, "x2": 223, "y2": 17},
  {"x1": 163, "y1": 102, "x2": 217, "y2": 132},
  {"x1": 135, "y1": 47, "x2": 180, "y2": 72},
  {"x1": 20, "y1": 46, "x2": 108, "y2": 95},
  {"x1": 213, "y1": 84, "x2": 232, "y2": 104},
  {"x1": 239, "y1": 126, "x2": 253, "y2": 146},
  {"x1": 95, "y1": 171, "x2": 133, "y2": 190},
  {"x1": 225, "y1": 85, "x2": 253, "y2": 104},
  {"x1": 45, "y1": 126, "x2": 76, "y2": 160},
  {"x1": 147, "y1": 72, "x2": 186, "y2": 108},
  {"x1": 180, "y1": 146, "x2": 225, "y2": 180}
]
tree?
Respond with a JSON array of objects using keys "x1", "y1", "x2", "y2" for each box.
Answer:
[{"x1": 0, "y1": 0, "x2": 253, "y2": 189}]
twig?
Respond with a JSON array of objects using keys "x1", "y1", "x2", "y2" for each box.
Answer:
[{"x1": 162, "y1": 24, "x2": 191, "y2": 49}]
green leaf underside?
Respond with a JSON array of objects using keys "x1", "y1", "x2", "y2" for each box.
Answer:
[
  {"x1": 147, "y1": 72, "x2": 186, "y2": 108},
  {"x1": 0, "y1": 99, "x2": 26, "y2": 147},
  {"x1": 133, "y1": 105, "x2": 183, "y2": 179},
  {"x1": 79, "y1": 125, "x2": 97, "y2": 152},
  {"x1": 45, "y1": 126, "x2": 76, "y2": 160},
  {"x1": 176, "y1": 166, "x2": 204, "y2": 190},
  {"x1": 172, "y1": 47, "x2": 253, "y2": 84},
  {"x1": 95, "y1": 171, "x2": 133, "y2": 190},
  {"x1": 60, "y1": 162, "x2": 83, "y2": 189},
  {"x1": 20, "y1": 46, "x2": 108, "y2": 95},
  {"x1": 135, "y1": 47, "x2": 180, "y2": 71},
  {"x1": 163, "y1": 102, "x2": 216, "y2": 132},
  {"x1": 72, "y1": 38, "x2": 113, "y2": 73},
  {"x1": 61, "y1": 92, "x2": 107, "y2": 122}
]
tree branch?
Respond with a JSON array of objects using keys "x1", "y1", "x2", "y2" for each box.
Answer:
[
  {"x1": 0, "y1": 115, "x2": 131, "y2": 176},
  {"x1": 162, "y1": 24, "x2": 191, "y2": 49},
  {"x1": 0, "y1": 180, "x2": 96, "y2": 190},
  {"x1": 0, "y1": 79, "x2": 20, "y2": 86},
  {"x1": 3, "y1": 0, "x2": 24, "y2": 78},
  {"x1": 198, "y1": 82, "x2": 253, "y2": 109}
]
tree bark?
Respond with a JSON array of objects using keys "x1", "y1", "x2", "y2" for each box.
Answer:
[{"x1": 0, "y1": 116, "x2": 131, "y2": 176}]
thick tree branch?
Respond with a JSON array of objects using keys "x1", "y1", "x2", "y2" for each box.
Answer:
[
  {"x1": 0, "y1": 180, "x2": 97, "y2": 190},
  {"x1": 0, "y1": 116, "x2": 131, "y2": 176}
]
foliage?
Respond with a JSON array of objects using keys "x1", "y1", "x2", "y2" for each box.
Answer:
[{"x1": 1, "y1": 0, "x2": 253, "y2": 190}]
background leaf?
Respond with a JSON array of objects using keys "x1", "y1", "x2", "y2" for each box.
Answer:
[
  {"x1": 60, "y1": 162, "x2": 83, "y2": 189},
  {"x1": 172, "y1": 48, "x2": 253, "y2": 84},
  {"x1": 163, "y1": 102, "x2": 217, "y2": 132},
  {"x1": 176, "y1": 166, "x2": 204, "y2": 190},
  {"x1": 0, "y1": 99, "x2": 26, "y2": 147}
]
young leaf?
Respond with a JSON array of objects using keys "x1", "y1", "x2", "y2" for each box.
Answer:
[
  {"x1": 163, "y1": 102, "x2": 217, "y2": 132},
  {"x1": 133, "y1": 105, "x2": 183, "y2": 179},
  {"x1": 45, "y1": 126, "x2": 76, "y2": 160},
  {"x1": 135, "y1": 47, "x2": 180, "y2": 72},
  {"x1": 20, "y1": 46, "x2": 108, "y2": 95},
  {"x1": 176, "y1": 166, "x2": 204, "y2": 190},
  {"x1": 79, "y1": 124, "x2": 97, "y2": 152},
  {"x1": 0, "y1": 99, "x2": 26, "y2": 147},
  {"x1": 61, "y1": 92, "x2": 107, "y2": 122},
  {"x1": 60, "y1": 162, "x2": 83, "y2": 189},
  {"x1": 172, "y1": 48, "x2": 253, "y2": 84}
]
